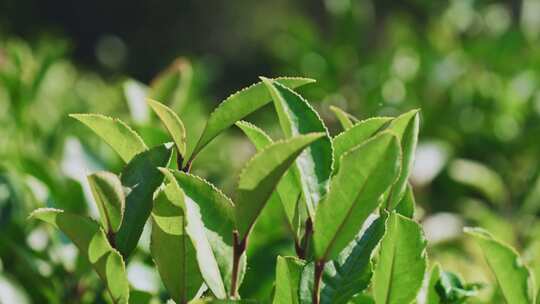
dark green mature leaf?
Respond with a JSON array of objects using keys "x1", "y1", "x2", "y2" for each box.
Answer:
[
  {"x1": 188, "y1": 77, "x2": 315, "y2": 163},
  {"x1": 329, "y1": 105, "x2": 359, "y2": 131},
  {"x1": 332, "y1": 117, "x2": 392, "y2": 173},
  {"x1": 148, "y1": 99, "x2": 187, "y2": 156},
  {"x1": 262, "y1": 77, "x2": 333, "y2": 218},
  {"x1": 395, "y1": 184, "x2": 415, "y2": 218},
  {"x1": 464, "y1": 227, "x2": 534, "y2": 304},
  {"x1": 161, "y1": 169, "x2": 239, "y2": 298},
  {"x1": 87, "y1": 171, "x2": 125, "y2": 233},
  {"x1": 31, "y1": 209, "x2": 129, "y2": 304},
  {"x1": 235, "y1": 133, "x2": 325, "y2": 239},
  {"x1": 301, "y1": 216, "x2": 386, "y2": 304},
  {"x1": 236, "y1": 121, "x2": 303, "y2": 239},
  {"x1": 372, "y1": 212, "x2": 427, "y2": 304},
  {"x1": 384, "y1": 110, "x2": 419, "y2": 210},
  {"x1": 273, "y1": 256, "x2": 306, "y2": 304},
  {"x1": 115, "y1": 144, "x2": 173, "y2": 257},
  {"x1": 70, "y1": 114, "x2": 147, "y2": 163},
  {"x1": 435, "y1": 270, "x2": 481, "y2": 304},
  {"x1": 150, "y1": 184, "x2": 203, "y2": 304},
  {"x1": 313, "y1": 132, "x2": 401, "y2": 261}
]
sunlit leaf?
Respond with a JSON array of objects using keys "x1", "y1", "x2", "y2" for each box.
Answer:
[
  {"x1": 395, "y1": 184, "x2": 415, "y2": 219},
  {"x1": 329, "y1": 105, "x2": 358, "y2": 130},
  {"x1": 464, "y1": 227, "x2": 534, "y2": 304},
  {"x1": 373, "y1": 212, "x2": 427, "y2": 304},
  {"x1": 148, "y1": 99, "x2": 187, "y2": 157},
  {"x1": 70, "y1": 114, "x2": 147, "y2": 163},
  {"x1": 31, "y1": 208, "x2": 129, "y2": 304},
  {"x1": 87, "y1": 171, "x2": 125, "y2": 233},
  {"x1": 235, "y1": 133, "x2": 325, "y2": 239},
  {"x1": 188, "y1": 77, "x2": 315, "y2": 165},
  {"x1": 313, "y1": 132, "x2": 401, "y2": 261}
]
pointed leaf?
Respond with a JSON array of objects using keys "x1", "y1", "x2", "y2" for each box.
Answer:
[
  {"x1": 424, "y1": 264, "x2": 442, "y2": 304},
  {"x1": 31, "y1": 208, "x2": 129, "y2": 304},
  {"x1": 115, "y1": 144, "x2": 173, "y2": 257},
  {"x1": 262, "y1": 77, "x2": 333, "y2": 218},
  {"x1": 329, "y1": 105, "x2": 358, "y2": 130},
  {"x1": 150, "y1": 184, "x2": 203, "y2": 303},
  {"x1": 188, "y1": 77, "x2": 315, "y2": 163},
  {"x1": 236, "y1": 133, "x2": 325, "y2": 239},
  {"x1": 373, "y1": 212, "x2": 427, "y2": 304},
  {"x1": 70, "y1": 114, "x2": 147, "y2": 162},
  {"x1": 464, "y1": 227, "x2": 534, "y2": 304},
  {"x1": 395, "y1": 184, "x2": 415, "y2": 219},
  {"x1": 87, "y1": 171, "x2": 125, "y2": 233},
  {"x1": 383, "y1": 110, "x2": 419, "y2": 210},
  {"x1": 148, "y1": 99, "x2": 187, "y2": 157},
  {"x1": 313, "y1": 132, "x2": 401, "y2": 261},
  {"x1": 236, "y1": 121, "x2": 303, "y2": 239},
  {"x1": 273, "y1": 256, "x2": 306, "y2": 304},
  {"x1": 161, "y1": 169, "x2": 240, "y2": 298},
  {"x1": 149, "y1": 58, "x2": 192, "y2": 111},
  {"x1": 333, "y1": 117, "x2": 392, "y2": 173}
]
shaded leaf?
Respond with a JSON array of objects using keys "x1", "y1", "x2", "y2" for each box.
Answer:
[
  {"x1": 273, "y1": 256, "x2": 306, "y2": 304},
  {"x1": 188, "y1": 77, "x2": 315, "y2": 164},
  {"x1": 149, "y1": 58, "x2": 192, "y2": 111},
  {"x1": 464, "y1": 227, "x2": 534, "y2": 304},
  {"x1": 329, "y1": 105, "x2": 358, "y2": 130},
  {"x1": 148, "y1": 98, "x2": 187, "y2": 156},
  {"x1": 161, "y1": 169, "x2": 239, "y2": 298},
  {"x1": 313, "y1": 132, "x2": 401, "y2": 261},
  {"x1": 395, "y1": 184, "x2": 415, "y2": 219},
  {"x1": 150, "y1": 184, "x2": 203, "y2": 304},
  {"x1": 332, "y1": 117, "x2": 392, "y2": 173},
  {"x1": 236, "y1": 133, "x2": 325, "y2": 239},
  {"x1": 70, "y1": 114, "x2": 147, "y2": 163},
  {"x1": 31, "y1": 208, "x2": 129, "y2": 304},
  {"x1": 262, "y1": 77, "x2": 333, "y2": 218},
  {"x1": 115, "y1": 144, "x2": 173, "y2": 257},
  {"x1": 373, "y1": 212, "x2": 427, "y2": 304},
  {"x1": 87, "y1": 171, "x2": 125, "y2": 233}
]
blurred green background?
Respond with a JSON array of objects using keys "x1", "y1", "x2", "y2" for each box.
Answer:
[{"x1": 2, "y1": 0, "x2": 540, "y2": 302}]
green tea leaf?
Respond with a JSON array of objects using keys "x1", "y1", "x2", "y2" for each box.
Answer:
[
  {"x1": 148, "y1": 99, "x2": 187, "y2": 157},
  {"x1": 273, "y1": 256, "x2": 306, "y2": 304},
  {"x1": 395, "y1": 184, "x2": 415, "y2": 219},
  {"x1": 161, "y1": 169, "x2": 239, "y2": 298},
  {"x1": 329, "y1": 105, "x2": 358, "y2": 130},
  {"x1": 425, "y1": 264, "x2": 442, "y2": 304},
  {"x1": 262, "y1": 77, "x2": 333, "y2": 218},
  {"x1": 384, "y1": 110, "x2": 419, "y2": 210},
  {"x1": 235, "y1": 132, "x2": 325, "y2": 239},
  {"x1": 149, "y1": 58, "x2": 192, "y2": 111},
  {"x1": 150, "y1": 184, "x2": 203, "y2": 304},
  {"x1": 70, "y1": 114, "x2": 147, "y2": 163},
  {"x1": 188, "y1": 77, "x2": 315, "y2": 165},
  {"x1": 236, "y1": 121, "x2": 303, "y2": 239},
  {"x1": 332, "y1": 117, "x2": 392, "y2": 173},
  {"x1": 464, "y1": 227, "x2": 534, "y2": 304},
  {"x1": 115, "y1": 144, "x2": 173, "y2": 257},
  {"x1": 313, "y1": 132, "x2": 401, "y2": 261},
  {"x1": 372, "y1": 212, "x2": 427, "y2": 304},
  {"x1": 31, "y1": 208, "x2": 129, "y2": 304},
  {"x1": 87, "y1": 171, "x2": 125, "y2": 233}
]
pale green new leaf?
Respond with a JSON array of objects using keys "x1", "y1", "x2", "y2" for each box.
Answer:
[
  {"x1": 313, "y1": 132, "x2": 401, "y2": 261},
  {"x1": 273, "y1": 256, "x2": 306, "y2": 304},
  {"x1": 373, "y1": 212, "x2": 427, "y2": 304},
  {"x1": 148, "y1": 98, "x2": 187, "y2": 156},
  {"x1": 70, "y1": 114, "x2": 147, "y2": 163},
  {"x1": 332, "y1": 117, "x2": 392, "y2": 173},
  {"x1": 31, "y1": 208, "x2": 129, "y2": 304},
  {"x1": 150, "y1": 184, "x2": 203, "y2": 304},
  {"x1": 329, "y1": 105, "x2": 359, "y2": 130},
  {"x1": 464, "y1": 227, "x2": 534, "y2": 304},
  {"x1": 161, "y1": 169, "x2": 239, "y2": 298},
  {"x1": 262, "y1": 77, "x2": 333, "y2": 218},
  {"x1": 425, "y1": 264, "x2": 442, "y2": 304},
  {"x1": 188, "y1": 77, "x2": 315, "y2": 163},
  {"x1": 235, "y1": 133, "x2": 325, "y2": 239},
  {"x1": 87, "y1": 171, "x2": 125, "y2": 233},
  {"x1": 384, "y1": 110, "x2": 419, "y2": 210},
  {"x1": 236, "y1": 121, "x2": 303, "y2": 239},
  {"x1": 395, "y1": 184, "x2": 415, "y2": 219},
  {"x1": 115, "y1": 144, "x2": 173, "y2": 257}
]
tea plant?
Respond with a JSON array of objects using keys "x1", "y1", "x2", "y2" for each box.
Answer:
[{"x1": 32, "y1": 77, "x2": 538, "y2": 303}]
